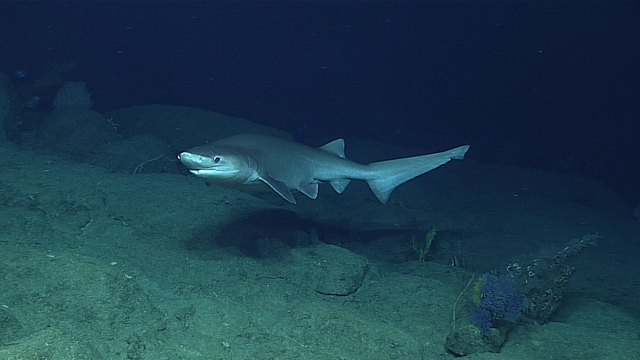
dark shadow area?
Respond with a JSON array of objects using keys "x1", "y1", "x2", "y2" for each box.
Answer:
[{"x1": 184, "y1": 208, "x2": 412, "y2": 259}]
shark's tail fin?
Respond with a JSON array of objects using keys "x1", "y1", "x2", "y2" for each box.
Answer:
[{"x1": 366, "y1": 145, "x2": 469, "y2": 204}]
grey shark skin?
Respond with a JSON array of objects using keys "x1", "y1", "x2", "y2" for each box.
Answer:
[{"x1": 178, "y1": 133, "x2": 469, "y2": 204}]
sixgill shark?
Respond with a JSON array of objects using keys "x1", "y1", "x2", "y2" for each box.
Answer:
[{"x1": 178, "y1": 133, "x2": 469, "y2": 204}]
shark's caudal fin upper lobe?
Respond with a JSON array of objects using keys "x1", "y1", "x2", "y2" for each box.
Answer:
[{"x1": 366, "y1": 145, "x2": 470, "y2": 204}]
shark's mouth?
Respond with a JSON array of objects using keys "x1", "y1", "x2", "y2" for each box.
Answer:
[
  {"x1": 190, "y1": 169, "x2": 239, "y2": 175},
  {"x1": 190, "y1": 169, "x2": 214, "y2": 174}
]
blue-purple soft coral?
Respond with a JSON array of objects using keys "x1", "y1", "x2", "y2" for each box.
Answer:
[
  {"x1": 470, "y1": 271, "x2": 527, "y2": 336},
  {"x1": 470, "y1": 305, "x2": 492, "y2": 335}
]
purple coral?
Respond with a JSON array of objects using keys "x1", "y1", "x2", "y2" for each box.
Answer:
[
  {"x1": 470, "y1": 305, "x2": 492, "y2": 335},
  {"x1": 470, "y1": 271, "x2": 527, "y2": 336}
]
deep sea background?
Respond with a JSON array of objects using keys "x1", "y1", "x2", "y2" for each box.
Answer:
[
  {"x1": 2, "y1": 3, "x2": 640, "y2": 358},
  {"x1": 1, "y1": 1, "x2": 639, "y2": 206}
]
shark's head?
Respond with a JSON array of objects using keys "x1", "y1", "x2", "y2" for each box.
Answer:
[{"x1": 178, "y1": 145, "x2": 258, "y2": 184}]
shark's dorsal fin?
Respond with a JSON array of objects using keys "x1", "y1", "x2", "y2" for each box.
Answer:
[
  {"x1": 319, "y1": 139, "x2": 350, "y2": 193},
  {"x1": 260, "y1": 174, "x2": 297, "y2": 204},
  {"x1": 319, "y1": 139, "x2": 346, "y2": 158}
]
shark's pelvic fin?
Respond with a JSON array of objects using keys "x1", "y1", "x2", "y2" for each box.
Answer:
[
  {"x1": 366, "y1": 145, "x2": 470, "y2": 204},
  {"x1": 298, "y1": 182, "x2": 319, "y2": 200}
]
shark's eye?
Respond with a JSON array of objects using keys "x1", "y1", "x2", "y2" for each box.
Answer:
[{"x1": 214, "y1": 157, "x2": 221, "y2": 163}]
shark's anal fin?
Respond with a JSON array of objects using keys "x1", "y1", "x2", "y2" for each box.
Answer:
[
  {"x1": 260, "y1": 174, "x2": 297, "y2": 204},
  {"x1": 329, "y1": 179, "x2": 351, "y2": 193}
]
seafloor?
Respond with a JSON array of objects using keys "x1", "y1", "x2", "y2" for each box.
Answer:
[{"x1": 1, "y1": 106, "x2": 639, "y2": 359}]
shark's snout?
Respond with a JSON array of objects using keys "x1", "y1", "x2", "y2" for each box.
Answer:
[
  {"x1": 179, "y1": 147, "x2": 247, "y2": 184},
  {"x1": 177, "y1": 151, "x2": 210, "y2": 170}
]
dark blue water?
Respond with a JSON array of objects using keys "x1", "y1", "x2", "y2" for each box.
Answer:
[{"x1": 1, "y1": 1, "x2": 638, "y2": 206}]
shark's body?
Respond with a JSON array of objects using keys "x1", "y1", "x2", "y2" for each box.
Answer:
[{"x1": 178, "y1": 133, "x2": 469, "y2": 204}]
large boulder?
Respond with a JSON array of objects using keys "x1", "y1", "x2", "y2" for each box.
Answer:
[
  {"x1": 103, "y1": 104, "x2": 292, "y2": 153},
  {"x1": 34, "y1": 108, "x2": 122, "y2": 162}
]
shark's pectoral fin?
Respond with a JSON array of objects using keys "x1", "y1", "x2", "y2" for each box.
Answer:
[
  {"x1": 260, "y1": 175, "x2": 297, "y2": 204},
  {"x1": 298, "y1": 182, "x2": 319, "y2": 199},
  {"x1": 329, "y1": 179, "x2": 351, "y2": 194}
]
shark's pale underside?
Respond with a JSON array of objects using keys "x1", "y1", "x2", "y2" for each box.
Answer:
[{"x1": 178, "y1": 133, "x2": 469, "y2": 204}]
